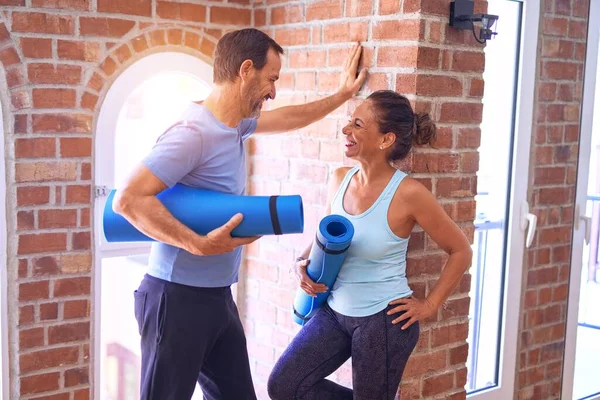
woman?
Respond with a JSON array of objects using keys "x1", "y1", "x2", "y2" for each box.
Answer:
[{"x1": 267, "y1": 90, "x2": 473, "y2": 399}]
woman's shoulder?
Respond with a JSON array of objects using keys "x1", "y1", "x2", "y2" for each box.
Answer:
[
  {"x1": 396, "y1": 175, "x2": 435, "y2": 204},
  {"x1": 332, "y1": 166, "x2": 353, "y2": 181},
  {"x1": 326, "y1": 166, "x2": 354, "y2": 195}
]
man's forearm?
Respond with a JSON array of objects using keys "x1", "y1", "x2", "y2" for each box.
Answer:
[
  {"x1": 258, "y1": 90, "x2": 352, "y2": 134},
  {"x1": 284, "y1": 90, "x2": 350, "y2": 131},
  {"x1": 114, "y1": 193, "x2": 200, "y2": 253}
]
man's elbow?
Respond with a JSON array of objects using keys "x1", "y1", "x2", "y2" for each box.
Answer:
[{"x1": 112, "y1": 189, "x2": 134, "y2": 217}]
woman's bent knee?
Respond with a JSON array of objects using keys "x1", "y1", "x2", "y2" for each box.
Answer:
[
  {"x1": 267, "y1": 366, "x2": 294, "y2": 400},
  {"x1": 268, "y1": 354, "x2": 311, "y2": 400}
]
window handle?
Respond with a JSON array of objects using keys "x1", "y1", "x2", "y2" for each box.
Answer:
[
  {"x1": 575, "y1": 204, "x2": 591, "y2": 245},
  {"x1": 520, "y1": 201, "x2": 537, "y2": 248}
]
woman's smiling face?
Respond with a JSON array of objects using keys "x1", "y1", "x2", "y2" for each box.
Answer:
[{"x1": 341, "y1": 100, "x2": 394, "y2": 161}]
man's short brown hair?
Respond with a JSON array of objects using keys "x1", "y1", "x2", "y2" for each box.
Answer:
[{"x1": 213, "y1": 28, "x2": 284, "y2": 84}]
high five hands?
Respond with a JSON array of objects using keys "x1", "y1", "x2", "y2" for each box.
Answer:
[{"x1": 338, "y1": 42, "x2": 368, "y2": 98}]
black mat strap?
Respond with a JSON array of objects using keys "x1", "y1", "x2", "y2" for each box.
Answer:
[
  {"x1": 293, "y1": 308, "x2": 311, "y2": 322},
  {"x1": 314, "y1": 235, "x2": 350, "y2": 255},
  {"x1": 269, "y1": 196, "x2": 282, "y2": 235}
]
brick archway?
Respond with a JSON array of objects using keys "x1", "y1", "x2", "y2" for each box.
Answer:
[
  {"x1": 0, "y1": 15, "x2": 26, "y2": 400},
  {"x1": 84, "y1": 26, "x2": 216, "y2": 116},
  {"x1": 0, "y1": 19, "x2": 27, "y2": 114},
  {"x1": 0, "y1": 15, "x2": 222, "y2": 397}
]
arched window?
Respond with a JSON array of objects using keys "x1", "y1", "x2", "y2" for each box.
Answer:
[
  {"x1": 0, "y1": 97, "x2": 9, "y2": 400},
  {"x1": 94, "y1": 52, "x2": 212, "y2": 400}
]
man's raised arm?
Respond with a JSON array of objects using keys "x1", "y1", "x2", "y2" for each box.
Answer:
[{"x1": 254, "y1": 43, "x2": 368, "y2": 135}]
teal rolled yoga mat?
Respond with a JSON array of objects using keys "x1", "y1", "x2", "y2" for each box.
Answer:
[
  {"x1": 292, "y1": 214, "x2": 354, "y2": 326},
  {"x1": 102, "y1": 184, "x2": 304, "y2": 242}
]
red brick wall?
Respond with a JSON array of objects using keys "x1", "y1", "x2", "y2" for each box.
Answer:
[
  {"x1": 0, "y1": 2, "x2": 249, "y2": 398},
  {"x1": 242, "y1": 1, "x2": 486, "y2": 398},
  {"x1": 0, "y1": 0, "x2": 589, "y2": 398},
  {"x1": 515, "y1": 0, "x2": 589, "y2": 398}
]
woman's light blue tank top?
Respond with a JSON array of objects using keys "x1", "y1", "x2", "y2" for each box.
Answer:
[{"x1": 327, "y1": 166, "x2": 413, "y2": 317}]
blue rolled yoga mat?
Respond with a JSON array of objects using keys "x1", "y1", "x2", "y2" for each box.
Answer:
[
  {"x1": 102, "y1": 184, "x2": 304, "y2": 242},
  {"x1": 292, "y1": 214, "x2": 354, "y2": 326}
]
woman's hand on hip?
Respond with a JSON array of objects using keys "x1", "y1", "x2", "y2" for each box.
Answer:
[
  {"x1": 387, "y1": 296, "x2": 437, "y2": 330},
  {"x1": 293, "y1": 258, "x2": 328, "y2": 297}
]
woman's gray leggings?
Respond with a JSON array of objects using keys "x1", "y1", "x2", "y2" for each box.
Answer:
[{"x1": 267, "y1": 303, "x2": 420, "y2": 400}]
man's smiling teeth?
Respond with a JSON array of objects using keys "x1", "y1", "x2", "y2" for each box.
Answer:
[{"x1": 346, "y1": 140, "x2": 356, "y2": 147}]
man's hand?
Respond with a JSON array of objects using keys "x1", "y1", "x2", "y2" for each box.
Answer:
[
  {"x1": 254, "y1": 43, "x2": 369, "y2": 135},
  {"x1": 187, "y1": 213, "x2": 260, "y2": 256},
  {"x1": 292, "y1": 258, "x2": 328, "y2": 297},
  {"x1": 338, "y1": 42, "x2": 368, "y2": 98}
]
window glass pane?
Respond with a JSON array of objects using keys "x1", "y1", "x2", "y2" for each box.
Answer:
[
  {"x1": 100, "y1": 255, "x2": 147, "y2": 400},
  {"x1": 102, "y1": 256, "x2": 210, "y2": 399},
  {"x1": 113, "y1": 72, "x2": 211, "y2": 188},
  {"x1": 466, "y1": 0, "x2": 523, "y2": 393},
  {"x1": 572, "y1": 29, "x2": 600, "y2": 399},
  {"x1": 101, "y1": 71, "x2": 210, "y2": 400}
]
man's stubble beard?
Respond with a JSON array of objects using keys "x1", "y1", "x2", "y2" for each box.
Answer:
[
  {"x1": 244, "y1": 77, "x2": 265, "y2": 119},
  {"x1": 248, "y1": 92, "x2": 264, "y2": 119},
  {"x1": 249, "y1": 102, "x2": 263, "y2": 118}
]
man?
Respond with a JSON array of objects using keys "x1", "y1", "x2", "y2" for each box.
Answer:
[{"x1": 112, "y1": 28, "x2": 366, "y2": 400}]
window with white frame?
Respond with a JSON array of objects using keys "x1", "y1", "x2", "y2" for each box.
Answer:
[
  {"x1": 466, "y1": 0, "x2": 539, "y2": 398},
  {"x1": 94, "y1": 52, "x2": 213, "y2": 400}
]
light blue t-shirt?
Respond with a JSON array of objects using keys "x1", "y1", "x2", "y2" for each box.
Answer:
[
  {"x1": 327, "y1": 166, "x2": 413, "y2": 317},
  {"x1": 141, "y1": 102, "x2": 257, "y2": 287}
]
